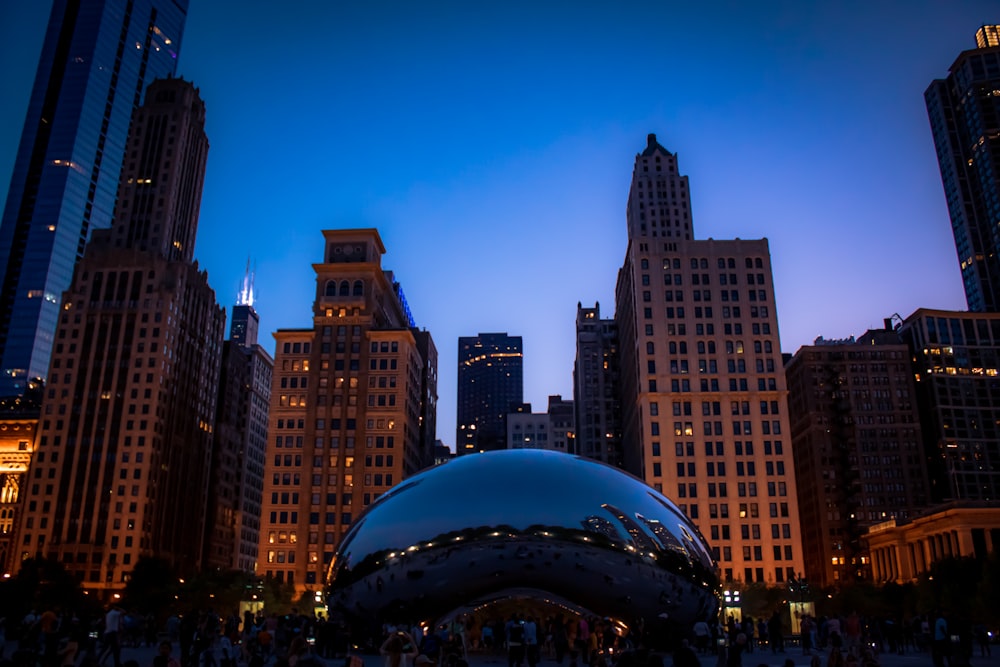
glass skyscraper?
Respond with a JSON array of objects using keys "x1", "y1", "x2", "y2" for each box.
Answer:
[
  {"x1": 925, "y1": 26, "x2": 1000, "y2": 313},
  {"x1": 456, "y1": 332, "x2": 524, "y2": 454},
  {"x1": 0, "y1": 0, "x2": 188, "y2": 395}
]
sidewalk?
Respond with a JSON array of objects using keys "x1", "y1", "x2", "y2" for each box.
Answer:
[{"x1": 16, "y1": 640, "x2": 995, "y2": 667}]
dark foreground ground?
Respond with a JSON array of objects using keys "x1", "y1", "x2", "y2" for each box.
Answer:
[{"x1": 6, "y1": 640, "x2": 996, "y2": 667}]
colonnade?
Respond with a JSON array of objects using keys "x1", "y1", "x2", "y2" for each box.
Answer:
[{"x1": 869, "y1": 525, "x2": 982, "y2": 582}]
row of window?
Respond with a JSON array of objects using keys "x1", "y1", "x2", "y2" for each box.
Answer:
[
  {"x1": 644, "y1": 257, "x2": 765, "y2": 271},
  {"x1": 653, "y1": 377, "x2": 780, "y2": 393}
]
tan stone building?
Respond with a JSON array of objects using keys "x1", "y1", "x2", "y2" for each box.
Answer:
[
  {"x1": 614, "y1": 135, "x2": 804, "y2": 585},
  {"x1": 865, "y1": 501, "x2": 1000, "y2": 583},
  {"x1": 258, "y1": 229, "x2": 437, "y2": 597}
]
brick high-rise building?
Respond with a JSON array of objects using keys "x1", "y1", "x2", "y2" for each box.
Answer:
[
  {"x1": 925, "y1": 26, "x2": 1000, "y2": 312},
  {"x1": 573, "y1": 302, "x2": 622, "y2": 465},
  {"x1": 15, "y1": 78, "x2": 224, "y2": 591},
  {"x1": 0, "y1": 0, "x2": 189, "y2": 396},
  {"x1": 785, "y1": 328, "x2": 928, "y2": 589},
  {"x1": 258, "y1": 229, "x2": 437, "y2": 595},
  {"x1": 614, "y1": 134, "x2": 804, "y2": 585}
]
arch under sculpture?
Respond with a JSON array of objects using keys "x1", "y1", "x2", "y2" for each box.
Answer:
[{"x1": 326, "y1": 449, "x2": 719, "y2": 635}]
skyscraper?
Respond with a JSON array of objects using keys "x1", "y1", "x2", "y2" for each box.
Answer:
[
  {"x1": 785, "y1": 327, "x2": 928, "y2": 588},
  {"x1": 209, "y1": 272, "x2": 273, "y2": 572},
  {"x1": 16, "y1": 78, "x2": 224, "y2": 590},
  {"x1": 925, "y1": 25, "x2": 1000, "y2": 312},
  {"x1": 0, "y1": 0, "x2": 188, "y2": 396},
  {"x1": 897, "y1": 308, "x2": 1000, "y2": 502},
  {"x1": 614, "y1": 134, "x2": 804, "y2": 585},
  {"x1": 257, "y1": 228, "x2": 437, "y2": 594},
  {"x1": 456, "y1": 333, "x2": 523, "y2": 454},
  {"x1": 573, "y1": 302, "x2": 622, "y2": 465}
]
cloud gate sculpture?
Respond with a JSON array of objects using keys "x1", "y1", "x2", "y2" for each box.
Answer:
[{"x1": 327, "y1": 450, "x2": 719, "y2": 632}]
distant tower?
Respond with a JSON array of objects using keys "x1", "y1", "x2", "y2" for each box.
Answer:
[
  {"x1": 626, "y1": 133, "x2": 694, "y2": 241},
  {"x1": 231, "y1": 260, "x2": 259, "y2": 347},
  {"x1": 925, "y1": 26, "x2": 1000, "y2": 312},
  {"x1": 456, "y1": 333, "x2": 523, "y2": 454},
  {"x1": 614, "y1": 134, "x2": 805, "y2": 586},
  {"x1": 0, "y1": 0, "x2": 189, "y2": 396},
  {"x1": 573, "y1": 302, "x2": 622, "y2": 465},
  {"x1": 209, "y1": 261, "x2": 273, "y2": 572},
  {"x1": 16, "y1": 78, "x2": 224, "y2": 591}
]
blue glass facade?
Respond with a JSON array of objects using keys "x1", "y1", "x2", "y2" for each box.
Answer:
[
  {"x1": 925, "y1": 27, "x2": 1000, "y2": 313},
  {"x1": 0, "y1": 0, "x2": 188, "y2": 395}
]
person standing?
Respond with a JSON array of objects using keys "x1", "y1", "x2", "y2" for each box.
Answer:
[
  {"x1": 768, "y1": 611, "x2": 784, "y2": 654},
  {"x1": 931, "y1": 612, "x2": 948, "y2": 667},
  {"x1": 99, "y1": 606, "x2": 123, "y2": 667},
  {"x1": 524, "y1": 617, "x2": 540, "y2": 667},
  {"x1": 506, "y1": 616, "x2": 526, "y2": 667}
]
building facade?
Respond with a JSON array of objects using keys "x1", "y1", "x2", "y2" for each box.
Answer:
[
  {"x1": 925, "y1": 26, "x2": 1000, "y2": 312},
  {"x1": 15, "y1": 78, "x2": 224, "y2": 590},
  {"x1": 865, "y1": 501, "x2": 1000, "y2": 583},
  {"x1": 897, "y1": 308, "x2": 1000, "y2": 502},
  {"x1": 506, "y1": 395, "x2": 575, "y2": 452},
  {"x1": 0, "y1": 0, "x2": 188, "y2": 396},
  {"x1": 785, "y1": 328, "x2": 928, "y2": 588},
  {"x1": 573, "y1": 302, "x2": 622, "y2": 465},
  {"x1": 0, "y1": 384, "x2": 41, "y2": 575},
  {"x1": 209, "y1": 285, "x2": 273, "y2": 573},
  {"x1": 456, "y1": 333, "x2": 523, "y2": 454},
  {"x1": 257, "y1": 229, "x2": 437, "y2": 595},
  {"x1": 614, "y1": 134, "x2": 804, "y2": 585}
]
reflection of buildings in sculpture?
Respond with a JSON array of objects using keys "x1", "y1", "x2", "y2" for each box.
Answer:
[
  {"x1": 257, "y1": 228, "x2": 437, "y2": 596},
  {"x1": 581, "y1": 515, "x2": 619, "y2": 543},
  {"x1": 0, "y1": 392, "x2": 39, "y2": 574},
  {"x1": 602, "y1": 503, "x2": 659, "y2": 554},
  {"x1": 865, "y1": 500, "x2": 1000, "y2": 583},
  {"x1": 637, "y1": 514, "x2": 693, "y2": 560},
  {"x1": 327, "y1": 450, "x2": 719, "y2": 631},
  {"x1": 614, "y1": 134, "x2": 805, "y2": 585}
]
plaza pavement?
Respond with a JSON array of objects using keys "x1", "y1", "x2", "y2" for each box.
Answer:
[{"x1": 98, "y1": 642, "x2": 1000, "y2": 667}]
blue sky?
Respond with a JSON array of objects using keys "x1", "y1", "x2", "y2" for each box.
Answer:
[{"x1": 1, "y1": 2, "x2": 994, "y2": 448}]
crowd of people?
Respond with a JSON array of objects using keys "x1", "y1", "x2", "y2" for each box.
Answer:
[
  {"x1": 0, "y1": 606, "x2": 994, "y2": 667},
  {"x1": 675, "y1": 610, "x2": 995, "y2": 667}
]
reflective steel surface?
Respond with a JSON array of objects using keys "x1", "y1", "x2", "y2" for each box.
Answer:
[{"x1": 327, "y1": 449, "x2": 719, "y2": 628}]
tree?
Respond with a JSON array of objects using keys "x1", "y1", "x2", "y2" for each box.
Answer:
[
  {"x1": 0, "y1": 557, "x2": 94, "y2": 621},
  {"x1": 122, "y1": 556, "x2": 180, "y2": 620}
]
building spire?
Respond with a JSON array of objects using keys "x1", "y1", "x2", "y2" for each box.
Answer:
[{"x1": 237, "y1": 257, "x2": 255, "y2": 307}]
